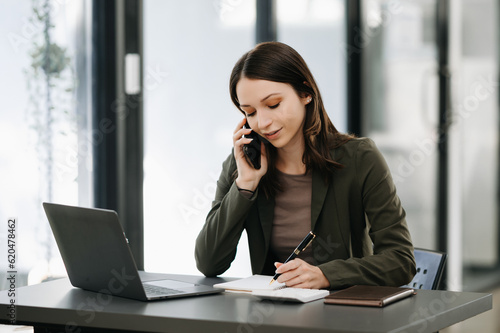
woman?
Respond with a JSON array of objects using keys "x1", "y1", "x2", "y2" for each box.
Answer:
[{"x1": 195, "y1": 42, "x2": 415, "y2": 290}]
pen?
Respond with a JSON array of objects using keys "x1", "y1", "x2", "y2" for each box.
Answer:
[{"x1": 269, "y1": 231, "x2": 316, "y2": 285}]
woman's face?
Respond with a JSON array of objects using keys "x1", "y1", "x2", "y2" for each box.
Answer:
[{"x1": 236, "y1": 77, "x2": 310, "y2": 150}]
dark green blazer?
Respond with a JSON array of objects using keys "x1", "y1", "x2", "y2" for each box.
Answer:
[{"x1": 195, "y1": 138, "x2": 416, "y2": 289}]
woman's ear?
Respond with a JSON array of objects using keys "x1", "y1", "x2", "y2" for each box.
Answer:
[
  {"x1": 302, "y1": 81, "x2": 313, "y2": 104},
  {"x1": 301, "y1": 93, "x2": 312, "y2": 105}
]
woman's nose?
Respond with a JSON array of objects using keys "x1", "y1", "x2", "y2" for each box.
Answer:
[{"x1": 257, "y1": 109, "x2": 272, "y2": 130}]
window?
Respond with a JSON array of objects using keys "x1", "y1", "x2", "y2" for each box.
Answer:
[
  {"x1": 0, "y1": 0, "x2": 92, "y2": 288},
  {"x1": 277, "y1": 0, "x2": 347, "y2": 132},
  {"x1": 143, "y1": 0, "x2": 256, "y2": 277}
]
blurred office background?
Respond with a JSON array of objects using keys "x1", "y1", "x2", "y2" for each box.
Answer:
[{"x1": 0, "y1": 0, "x2": 498, "y2": 296}]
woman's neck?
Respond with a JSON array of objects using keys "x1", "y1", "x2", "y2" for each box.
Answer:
[{"x1": 276, "y1": 140, "x2": 306, "y2": 175}]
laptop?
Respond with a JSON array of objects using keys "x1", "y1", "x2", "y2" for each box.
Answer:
[{"x1": 42, "y1": 202, "x2": 223, "y2": 301}]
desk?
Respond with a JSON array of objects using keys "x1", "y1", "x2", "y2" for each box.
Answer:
[{"x1": 0, "y1": 273, "x2": 492, "y2": 333}]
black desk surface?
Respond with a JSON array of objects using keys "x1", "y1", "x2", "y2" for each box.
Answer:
[{"x1": 0, "y1": 273, "x2": 492, "y2": 333}]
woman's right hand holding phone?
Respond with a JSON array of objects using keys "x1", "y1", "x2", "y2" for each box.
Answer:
[{"x1": 233, "y1": 118, "x2": 268, "y2": 192}]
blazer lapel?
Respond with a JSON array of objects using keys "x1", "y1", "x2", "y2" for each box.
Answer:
[
  {"x1": 257, "y1": 192, "x2": 275, "y2": 248},
  {"x1": 311, "y1": 170, "x2": 329, "y2": 231},
  {"x1": 311, "y1": 169, "x2": 352, "y2": 259}
]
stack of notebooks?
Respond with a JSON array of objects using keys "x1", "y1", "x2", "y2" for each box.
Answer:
[{"x1": 214, "y1": 275, "x2": 416, "y2": 306}]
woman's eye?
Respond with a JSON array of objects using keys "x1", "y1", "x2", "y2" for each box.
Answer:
[
  {"x1": 269, "y1": 103, "x2": 280, "y2": 109},
  {"x1": 246, "y1": 111, "x2": 256, "y2": 117}
]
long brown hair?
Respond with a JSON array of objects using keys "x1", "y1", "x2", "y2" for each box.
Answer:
[{"x1": 229, "y1": 42, "x2": 353, "y2": 197}]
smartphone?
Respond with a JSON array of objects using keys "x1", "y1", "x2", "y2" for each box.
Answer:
[{"x1": 243, "y1": 123, "x2": 261, "y2": 169}]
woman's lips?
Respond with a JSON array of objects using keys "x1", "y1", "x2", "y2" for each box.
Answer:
[{"x1": 264, "y1": 128, "x2": 281, "y2": 140}]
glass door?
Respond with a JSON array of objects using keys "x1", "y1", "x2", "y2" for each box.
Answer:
[
  {"x1": 361, "y1": 0, "x2": 439, "y2": 251},
  {"x1": 458, "y1": 0, "x2": 498, "y2": 289}
]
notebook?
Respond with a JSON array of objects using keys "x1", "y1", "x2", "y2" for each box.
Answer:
[
  {"x1": 252, "y1": 288, "x2": 330, "y2": 303},
  {"x1": 43, "y1": 202, "x2": 223, "y2": 301},
  {"x1": 214, "y1": 275, "x2": 285, "y2": 293},
  {"x1": 214, "y1": 275, "x2": 330, "y2": 303},
  {"x1": 324, "y1": 285, "x2": 415, "y2": 307}
]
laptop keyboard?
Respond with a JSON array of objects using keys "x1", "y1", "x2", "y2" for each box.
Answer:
[{"x1": 143, "y1": 284, "x2": 184, "y2": 297}]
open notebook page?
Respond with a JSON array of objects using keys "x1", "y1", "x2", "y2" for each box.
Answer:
[{"x1": 213, "y1": 275, "x2": 286, "y2": 293}]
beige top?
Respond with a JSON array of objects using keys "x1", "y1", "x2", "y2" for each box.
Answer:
[{"x1": 270, "y1": 170, "x2": 314, "y2": 265}]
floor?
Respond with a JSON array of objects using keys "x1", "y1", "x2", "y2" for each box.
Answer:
[{"x1": 0, "y1": 287, "x2": 497, "y2": 333}]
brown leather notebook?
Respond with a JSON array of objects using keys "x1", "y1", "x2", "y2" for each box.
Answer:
[{"x1": 324, "y1": 285, "x2": 415, "y2": 307}]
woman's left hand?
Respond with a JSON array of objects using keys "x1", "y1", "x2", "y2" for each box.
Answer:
[{"x1": 275, "y1": 259, "x2": 330, "y2": 289}]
